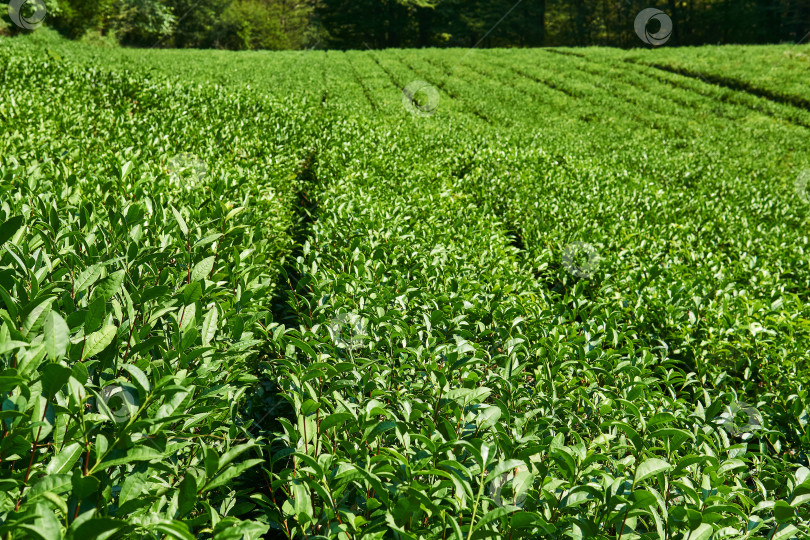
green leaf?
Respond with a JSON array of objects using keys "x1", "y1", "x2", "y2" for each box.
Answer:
[
  {"x1": 0, "y1": 341, "x2": 27, "y2": 356},
  {"x1": 630, "y1": 489, "x2": 657, "y2": 509},
  {"x1": 0, "y1": 479, "x2": 19, "y2": 492},
  {"x1": 195, "y1": 233, "x2": 222, "y2": 248},
  {"x1": 204, "y1": 447, "x2": 218, "y2": 481},
  {"x1": 72, "y1": 518, "x2": 126, "y2": 539},
  {"x1": 474, "y1": 506, "x2": 519, "y2": 531},
  {"x1": 685, "y1": 523, "x2": 713, "y2": 540},
  {"x1": 118, "y1": 474, "x2": 145, "y2": 506},
  {"x1": 477, "y1": 405, "x2": 502, "y2": 430},
  {"x1": 191, "y1": 256, "x2": 215, "y2": 282},
  {"x1": 0, "y1": 215, "x2": 24, "y2": 247},
  {"x1": 201, "y1": 307, "x2": 218, "y2": 346},
  {"x1": 85, "y1": 296, "x2": 106, "y2": 333},
  {"x1": 44, "y1": 311, "x2": 69, "y2": 360},
  {"x1": 171, "y1": 206, "x2": 188, "y2": 236},
  {"x1": 292, "y1": 479, "x2": 313, "y2": 517},
  {"x1": 717, "y1": 458, "x2": 747, "y2": 476},
  {"x1": 485, "y1": 459, "x2": 527, "y2": 486},
  {"x1": 18, "y1": 501, "x2": 62, "y2": 540},
  {"x1": 178, "y1": 304, "x2": 196, "y2": 334},
  {"x1": 41, "y1": 363, "x2": 72, "y2": 400},
  {"x1": 45, "y1": 442, "x2": 84, "y2": 475},
  {"x1": 511, "y1": 511, "x2": 554, "y2": 531},
  {"x1": 120, "y1": 364, "x2": 150, "y2": 394},
  {"x1": 140, "y1": 286, "x2": 169, "y2": 304},
  {"x1": 365, "y1": 420, "x2": 397, "y2": 442},
  {"x1": 152, "y1": 521, "x2": 195, "y2": 540},
  {"x1": 321, "y1": 412, "x2": 354, "y2": 431},
  {"x1": 28, "y1": 474, "x2": 72, "y2": 500},
  {"x1": 203, "y1": 459, "x2": 264, "y2": 492},
  {"x1": 288, "y1": 337, "x2": 316, "y2": 360},
  {"x1": 773, "y1": 500, "x2": 795, "y2": 523},
  {"x1": 74, "y1": 264, "x2": 103, "y2": 294},
  {"x1": 217, "y1": 442, "x2": 257, "y2": 471},
  {"x1": 180, "y1": 326, "x2": 198, "y2": 350},
  {"x1": 21, "y1": 297, "x2": 54, "y2": 338},
  {"x1": 90, "y1": 270, "x2": 125, "y2": 303},
  {"x1": 39, "y1": 492, "x2": 69, "y2": 518},
  {"x1": 93, "y1": 447, "x2": 164, "y2": 470},
  {"x1": 82, "y1": 325, "x2": 117, "y2": 360},
  {"x1": 634, "y1": 458, "x2": 672, "y2": 486},
  {"x1": 0, "y1": 284, "x2": 18, "y2": 319},
  {"x1": 119, "y1": 160, "x2": 134, "y2": 182},
  {"x1": 183, "y1": 282, "x2": 202, "y2": 304},
  {"x1": 177, "y1": 473, "x2": 197, "y2": 516},
  {"x1": 772, "y1": 524, "x2": 800, "y2": 540}
]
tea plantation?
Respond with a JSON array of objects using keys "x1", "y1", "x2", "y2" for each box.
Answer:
[{"x1": 1, "y1": 34, "x2": 810, "y2": 539}]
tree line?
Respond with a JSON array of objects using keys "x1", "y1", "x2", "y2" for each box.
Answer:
[{"x1": 4, "y1": 0, "x2": 809, "y2": 49}]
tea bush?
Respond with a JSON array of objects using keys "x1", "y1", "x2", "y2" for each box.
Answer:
[{"x1": 1, "y1": 37, "x2": 809, "y2": 539}]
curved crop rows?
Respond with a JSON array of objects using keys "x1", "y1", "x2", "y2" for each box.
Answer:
[{"x1": 1, "y1": 36, "x2": 810, "y2": 539}]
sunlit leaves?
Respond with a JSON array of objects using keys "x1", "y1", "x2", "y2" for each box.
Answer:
[
  {"x1": 0, "y1": 38, "x2": 314, "y2": 539},
  {"x1": 2, "y1": 37, "x2": 808, "y2": 540},
  {"x1": 43, "y1": 312, "x2": 69, "y2": 360},
  {"x1": 0, "y1": 215, "x2": 24, "y2": 247},
  {"x1": 191, "y1": 256, "x2": 215, "y2": 282},
  {"x1": 634, "y1": 458, "x2": 672, "y2": 487},
  {"x1": 81, "y1": 325, "x2": 117, "y2": 361}
]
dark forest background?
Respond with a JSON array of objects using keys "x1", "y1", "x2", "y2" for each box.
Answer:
[{"x1": 3, "y1": 0, "x2": 809, "y2": 49}]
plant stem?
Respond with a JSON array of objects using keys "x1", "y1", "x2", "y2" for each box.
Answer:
[{"x1": 466, "y1": 464, "x2": 488, "y2": 540}]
